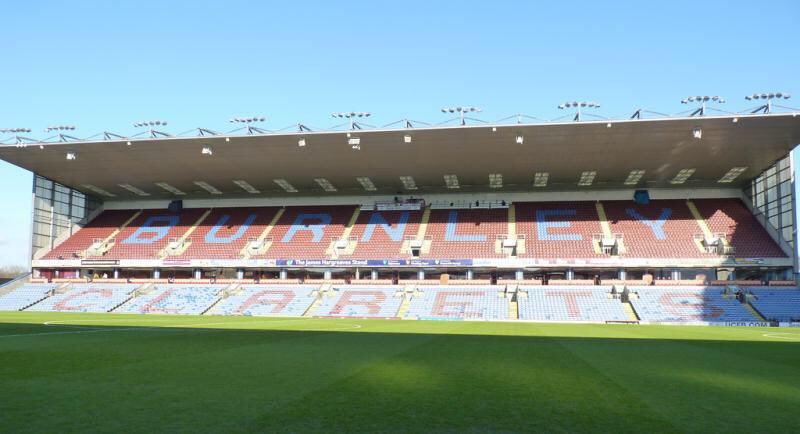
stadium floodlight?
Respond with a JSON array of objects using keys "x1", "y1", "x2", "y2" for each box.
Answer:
[
  {"x1": 624, "y1": 170, "x2": 646, "y2": 186},
  {"x1": 65, "y1": 152, "x2": 77, "y2": 161},
  {"x1": 229, "y1": 116, "x2": 267, "y2": 134},
  {"x1": 692, "y1": 127, "x2": 702, "y2": 139},
  {"x1": 488, "y1": 173, "x2": 503, "y2": 189},
  {"x1": 118, "y1": 183, "x2": 150, "y2": 196},
  {"x1": 403, "y1": 134, "x2": 412, "y2": 143},
  {"x1": 232, "y1": 180, "x2": 260, "y2": 194},
  {"x1": 0, "y1": 127, "x2": 31, "y2": 134},
  {"x1": 82, "y1": 184, "x2": 116, "y2": 198},
  {"x1": 201, "y1": 145, "x2": 213, "y2": 156},
  {"x1": 332, "y1": 112, "x2": 371, "y2": 130},
  {"x1": 399, "y1": 176, "x2": 417, "y2": 190},
  {"x1": 718, "y1": 167, "x2": 748, "y2": 183},
  {"x1": 533, "y1": 172, "x2": 549, "y2": 187},
  {"x1": 155, "y1": 182, "x2": 186, "y2": 196},
  {"x1": 680, "y1": 95, "x2": 725, "y2": 116},
  {"x1": 745, "y1": 92, "x2": 791, "y2": 114},
  {"x1": 515, "y1": 135, "x2": 524, "y2": 144},
  {"x1": 297, "y1": 138, "x2": 306, "y2": 147},
  {"x1": 670, "y1": 168, "x2": 696, "y2": 184},
  {"x1": 557, "y1": 101, "x2": 600, "y2": 121},
  {"x1": 194, "y1": 181, "x2": 223, "y2": 195},
  {"x1": 314, "y1": 178, "x2": 337, "y2": 192},
  {"x1": 356, "y1": 177, "x2": 377, "y2": 191},
  {"x1": 133, "y1": 120, "x2": 170, "y2": 138},
  {"x1": 443, "y1": 174, "x2": 460, "y2": 189},
  {"x1": 1, "y1": 128, "x2": 34, "y2": 148},
  {"x1": 274, "y1": 179, "x2": 298, "y2": 193},
  {"x1": 44, "y1": 125, "x2": 80, "y2": 142},
  {"x1": 348, "y1": 136, "x2": 361, "y2": 150},
  {"x1": 440, "y1": 106, "x2": 481, "y2": 126},
  {"x1": 577, "y1": 170, "x2": 597, "y2": 186}
]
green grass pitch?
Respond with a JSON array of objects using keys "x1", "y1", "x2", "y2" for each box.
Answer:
[{"x1": 1, "y1": 312, "x2": 798, "y2": 433}]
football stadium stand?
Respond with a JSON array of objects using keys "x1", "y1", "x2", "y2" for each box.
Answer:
[
  {"x1": 212, "y1": 285, "x2": 318, "y2": 316},
  {"x1": 517, "y1": 286, "x2": 629, "y2": 322},
  {"x1": 314, "y1": 286, "x2": 403, "y2": 318},
  {"x1": 36, "y1": 199, "x2": 786, "y2": 262},
  {"x1": 747, "y1": 287, "x2": 800, "y2": 322},
  {"x1": 404, "y1": 286, "x2": 509, "y2": 320},
  {"x1": 629, "y1": 286, "x2": 755, "y2": 323},
  {"x1": 0, "y1": 284, "x2": 55, "y2": 311},
  {"x1": 115, "y1": 285, "x2": 224, "y2": 315},
  {"x1": 27, "y1": 283, "x2": 137, "y2": 313}
]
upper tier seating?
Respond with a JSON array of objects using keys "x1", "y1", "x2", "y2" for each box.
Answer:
[
  {"x1": 39, "y1": 199, "x2": 786, "y2": 261},
  {"x1": 102, "y1": 209, "x2": 209, "y2": 260},
  {"x1": 115, "y1": 285, "x2": 224, "y2": 314},
  {"x1": 43, "y1": 210, "x2": 137, "y2": 259},
  {"x1": 213, "y1": 285, "x2": 318, "y2": 316},
  {"x1": 694, "y1": 199, "x2": 786, "y2": 258},
  {"x1": 404, "y1": 286, "x2": 508, "y2": 320},
  {"x1": 179, "y1": 207, "x2": 281, "y2": 259},
  {"x1": 0, "y1": 284, "x2": 55, "y2": 310},
  {"x1": 251, "y1": 205, "x2": 357, "y2": 259},
  {"x1": 314, "y1": 286, "x2": 403, "y2": 318},
  {"x1": 515, "y1": 201, "x2": 604, "y2": 258},
  {"x1": 27, "y1": 283, "x2": 137, "y2": 313},
  {"x1": 346, "y1": 210, "x2": 423, "y2": 259},
  {"x1": 630, "y1": 286, "x2": 755, "y2": 322},
  {"x1": 425, "y1": 209, "x2": 508, "y2": 258},
  {"x1": 517, "y1": 286, "x2": 628, "y2": 322},
  {"x1": 604, "y1": 200, "x2": 716, "y2": 258},
  {"x1": 747, "y1": 287, "x2": 800, "y2": 321}
]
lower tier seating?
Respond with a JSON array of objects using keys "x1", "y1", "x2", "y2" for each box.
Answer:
[
  {"x1": 27, "y1": 284, "x2": 137, "y2": 313},
  {"x1": 0, "y1": 284, "x2": 55, "y2": 311},
  {"x1": 213, "y1": 285, "x2": 318, "y2": 316},
  {"x1": 115, "y1": 285, "x2": 224, "y2": 315},
  {"x1": 747, "y1": 287, "x2": 800, "y2": 322},
  {"x1": 517, "y1": 286, "x2": 629, "y2": 322},
  {"x1": 404, "y1": 286, "x2": 508, "y2": 320},
  {"x1": 314, "y1": 286, "x2": 403, "y2": 318},
  {"x1": 630, "y1": 286, "x2": 755, "y2": 322}
]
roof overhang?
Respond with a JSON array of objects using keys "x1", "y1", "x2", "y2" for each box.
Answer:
[{"x1": 1, "y1": 113, "x2": 799, "y2": 200}]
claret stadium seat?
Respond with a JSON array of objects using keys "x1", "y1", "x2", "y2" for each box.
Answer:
[
  {"x1": 212, "y1": 284, "x2": 319, "y2": 316},
  {"x1": 517, "y1": 286, "x2": 628, "y2": 322},
  {"x1": 404, "y1": 286, "x2": 508, "y2": 320},
  {"x1": 424, "y1": 208, "x2": 508, "y2": 258},
  {"x1": 694, "y1": 199, "x2": 787, "y2": 258},
  {"x1": 314, "y1": 286, "x2": 403, "y2": 318},
  {"x1": 27, "y1": 283, "x2": 137, "y2": 313}
]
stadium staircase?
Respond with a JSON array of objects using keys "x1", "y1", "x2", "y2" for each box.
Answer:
[
  {"x1": 81, "y1": 210, "x2": 143, "y2": 258},
  {"x1": 240, "y1": 208, "x2": 285, "y2": 259},
  {"x1": 507, "y1": 286, "x2": 518, "y2": 320},
  {"x1": 303, "y1": 284, "x2": 329, "y2": 317},
  {"x1": 401, "y1": 206, "x2": 432, "y2": 255},
  {"x1": 110, "y1": 283, "x2": 154, "y2": 312},
  {"x1": 201, "y1": 283, "x2": 238, "y2": 315},
  {"x1": 107, "y1": 284, "x2": 147, "y2": 312},
  {"x1": 686, "y1": 200, "x2": 728, "y2": 254},
  {"x1": 327, "y1": 208, "x2": 361, "y2": 258},
  {"x1": 594, "y1": 202, "x2": 626, "y2": 254},
  {"x1": 621, "y1": 298, "x2": 640, "y2": 321},
  {"x1": 158, "y1": 209, "x2": 213, "y2": 258},
  {"x1": 395, "y1": 285, "x2": 415, "y2": 318}
]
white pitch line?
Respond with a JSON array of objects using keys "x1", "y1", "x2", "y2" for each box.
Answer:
[{"x1": 762, "y1": 332, "x2": 800, "y2": 341}]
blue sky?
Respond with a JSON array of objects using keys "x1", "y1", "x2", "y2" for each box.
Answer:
[{"x1": 0, "y1": 0, "x2": 798, "y2": 267}]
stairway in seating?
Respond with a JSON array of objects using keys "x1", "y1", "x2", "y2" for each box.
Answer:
[
  {"x1": 595, "y1": 202, "x2": 625, "y2": 254},
  {"x1": 303, "y1": 284, "x2": 330, "y2": 317},
  {"x1": 241, "y1": 208, "x2": 285, "y2": 259},
  {"x1": 395, "y1": 285, "x2": 415, "y2": 318},
  {"x1": 158, "y1": 208, "x2": 213, "y2": 258},
  {"x1": 686, "y1": 200, "x2": 722, "y2": 253},
  {"x1": 202, "y1": 283, "x2": 240, "y2": 315},
  {"x1": 327, "y1": 208, "x2": 361, "y2": 258},
  {"x1": 81, "y1": 210, "x2": 143, "y2": 257},
  {"x1": 401, "y1": 206, "x2": 432, "y2": 255},
  {"x1": 508, "y1": 286, "x2": 518, "y2": 320},
  {"x1": 621, "y1": 300, "x2": 640, "y2": 321}
]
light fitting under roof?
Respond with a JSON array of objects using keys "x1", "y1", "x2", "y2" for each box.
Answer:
[
  {"x1": 82, "y1": 184, "x2": 116, "y2": 197},
  {"x1": 118, "y1": 183, "x2": 150, "y2": 196},
  {"x1": 670, "y1": 168, "x2": 696, "y2": 184},
  {"x1": 65, "y1": 152, "x2": 77, "y2": 160},
  {"x1": 533, "y1": 172, "x2": 549, "y2": 187},
  {"x1": 624, "y1": 169, "x2": 646, "y2": 186},
  {"x1": 194, "y1": 181, "x2": 222, "y2": 195},
  {"x1": 515, "y1": 135, "x2": 524, "y2": 144},
  {"x1": 403, "y1": 134, "x2": 412, "y2": 143},
  {"x1": 274, "y1": 179, "x2": 297, "y2": 193},
  {"x1": 399, "y1": 176, "x2": 417, "y2": 190},
  {"x1": 315, "y1": 178, "x2": 337, "y2": 192},
  {"x1": 297, "y1": 138, "x2": 306, "y2": 147},
  {"x1": 578, "y1": 171, "x2": 597, "y2": 186},
  {"x1": 233, "y1": 180, "x2": 260, "y2": 194},
  {"x1": 489, "y1": 173, "x2": 503, "y2": 189},
  {"x1": 443, "y1": 174, "x2": 459, "y2": 189},
  {"x1": 201, "y1": 145, "x2": 213, "y2": 155},
  {"x1": 356, "y1": 177, "x2": 377, "y2": 191},
  {"x1": 155, "y1": 182, "x2": 186, "y2": 195},
  {"x1": 718, "y1": 167, "x2": 747, "y2": 183}
]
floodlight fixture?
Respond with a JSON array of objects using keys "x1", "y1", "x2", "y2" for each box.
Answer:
[
  {"x1": 745, "y1": 92, "x2": 791, "y2": 114},
  {"x1": 45, "y1": 125, "x2": 79, "y2": 142},
  {"x1": 692, "y1": 127, "x2": 702, "y2": 139},
  {"x1": 229, "y1": 116, "x2": 267, "y2": 134},
  {"x1": 133, "y1": 120, "x2": 170, "y2": 138},
  {"x1": 201, "y1": 145, "x2": 213, "y2": 156},
  {"x1": 557, "y1": 101, "x2": 600, "y2": 121},
  {"x1": 332, "y1": 112, "x2": 371, "y2": 130},
  {"x1": 403, "y1": 134, "x2": 412, "y2": 143},
  {"x1": 680, "y1": 95, "x2": 725, "y2": 116},
  {"x1": 440, "y1": 106, "x2": 482, "y2": 125},
  {"x1": 515, "y1": 135, "x2": 524, "y2": 144},
  {"x1": 66, "y1": 152, "x2": 77, "y2": 160},
  {"x1": 298, "y1": 138, "x2": 306, "y2": 147}
]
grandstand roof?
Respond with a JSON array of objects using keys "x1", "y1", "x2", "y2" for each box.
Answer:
[{"x1": 1, "y1": 113, "x2": 799, "y2": 200}]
